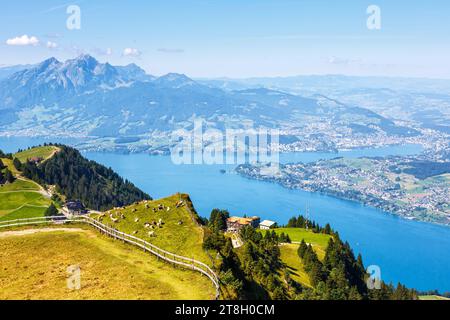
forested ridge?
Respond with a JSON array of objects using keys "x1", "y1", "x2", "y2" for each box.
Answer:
[
  {"x1": 205, "y1": 210, "x2": 418, "y2": 300},
  {"x1": 3, "y1": 145, "x2": 420, "y2": 300},
  {"x1": 20, "y1": 145, "x2": 151, "y2": 211}
]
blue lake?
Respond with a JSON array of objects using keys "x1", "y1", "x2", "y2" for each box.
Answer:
[{"x1": 1, "y1": 137, "x2": 449, "y2": 293}]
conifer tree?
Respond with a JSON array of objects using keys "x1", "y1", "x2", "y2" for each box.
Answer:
[
  {"x1": 4, "y1": 168, "x2": 14, "y2": 183},
  {"x1": 13, "y1": 158, "x2": 22, "y2": 171},
  {"x1": 45, "y1": 203, "x2": 59, "y2": 217}
]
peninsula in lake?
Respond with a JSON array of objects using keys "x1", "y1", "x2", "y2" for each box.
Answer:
[{"x1": 237, "y1": 153, "x2": 450, "y2": 225}]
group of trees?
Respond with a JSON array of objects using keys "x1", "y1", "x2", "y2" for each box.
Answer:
[
  {"x1": 203, "y1": 209, "x2": 286, "y2": 299},
  {"x1": 0, "y1": 158, "x2": 15, "y2": 185},
  {"x1": 277, "y1": 232, "x2": 291, "y2": 243},
  {"x1": 203, "y1": 220, "x2": 244, "y2": 299},
  {"x1": 204, "y1": 209, "x2": 418, "y2": 300},
  {"x1": 401, "y1": 160, "x2": 450, "y2": 179},
  {"x1": 203, "y1": 209, "x2": 291, "y2": 300},
  {"x1": 286, "y1": 215, "x2": 332, "y2": 235},
  {"x1": 45, "y1": 203, "x2": 59, "y2": 217},
  {"x1": 293, "y1": 219, "x2": 418, "y2": 300},
  {"x1": 13, "y1": 158, "x2": 22, "y2": 171},
  {"x1": 208, "y1": 209, "x2": 230, "y2": 232},
  {"x1": 0, "y1": 149, "x2": 13, "y2": 159},
  {"x1": 297, "y1": 237, "x2": 367, "y2": 300},
  {"x1": 239, "y1": 226, "x2": 287, "y2": 299},
  {"x1": 20, "y1": 145, "x2": 152, "y2": 211}
]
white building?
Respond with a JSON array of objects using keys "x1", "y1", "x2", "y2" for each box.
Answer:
[{"x1": 259, "y1": 220, "x2": 277, "y2": 230}]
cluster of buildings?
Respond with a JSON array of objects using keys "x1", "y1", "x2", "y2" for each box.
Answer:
[
  {"x1": 277, "y1": 121, "x2": 440, "y2": 153},
  {"x1": 226, "y1": 216, "x2": 277, "y2": 232},
  {"x1": 237, "y1": 154, "x2": 450, "y2": 225}
]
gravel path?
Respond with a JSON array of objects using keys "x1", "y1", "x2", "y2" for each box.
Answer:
[{"x1": 0, "y1": 228, "x2": 87, "y2": 238}]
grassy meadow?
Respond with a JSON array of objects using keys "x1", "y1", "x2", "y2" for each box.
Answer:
[
  {"x1": 92, "y1": 194, "x2": 211, "y2": 265},
  {"x1": 0, "y1": 227, "x2": 215, "y2": 300},
  {"x1": 14, "y1": 146, "x2": 60, "y2": 163},
  {"x1": 257, "y1": 227, "x2": 332, "y2": 288},
  {"x1": 271, "y1": 228, "x2": 332, "y2": 248},
  {"x1": 279, "y1": 243, "x2": 312, "y2": 287},
  {"x1": 0, "y1": 180, "x2": 50, "y2": 221},
  {"x1": 0, "y1": 146, "x2": 58, "y2": 222}
]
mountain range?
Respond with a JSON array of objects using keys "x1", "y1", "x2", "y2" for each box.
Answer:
[
  {"x1": 0, "y1": 55, "x2": 419, "y2": 151},
  {"x1": 198, "y1": 75, "x2": 450, "y2": 135}
]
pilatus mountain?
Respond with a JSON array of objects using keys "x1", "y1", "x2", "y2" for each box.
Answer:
[{"x1": 0, "y1": 55, "x2": 418, "y2": 149}]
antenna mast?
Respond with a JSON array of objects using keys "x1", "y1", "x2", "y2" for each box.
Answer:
[{"x1": 305, "y1": 203, "x2": 310, "y2": 230}]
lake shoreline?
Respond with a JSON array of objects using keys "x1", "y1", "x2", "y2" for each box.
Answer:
[
  {"x1": 1, "y1": 136, "x2": 449, "y2": 292},
  {"x1": 235, "y1": 169, "x2": 449, "y2": 228}
]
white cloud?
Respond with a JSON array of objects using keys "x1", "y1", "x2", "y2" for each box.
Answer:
[
  {"x1": 6, "y1": 35, "x2": 40, "y2": 46},
  {"x1": 46, "y1": 41, "x2": 58, "y2": 49},
  {"x1": 122, "y1": 48, "x2": 141, "y2": 57}
]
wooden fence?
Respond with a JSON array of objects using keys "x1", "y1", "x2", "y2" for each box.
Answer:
[{"x1": 0, "y1": 215, "x2": 220, "y2": 300}]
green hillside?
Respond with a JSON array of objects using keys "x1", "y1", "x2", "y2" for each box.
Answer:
[
  {"x1": 0, "y1": 227, "x2": 215, "y2": 300},
  {"x1": 0, "y1": 145, "x2": 420, "y2": 301},
  {"x1": 274, "y1": 228, "x2": 332, "y2": 248},
  {"x1": 279, "y1": 243, "x2": 313, "y2": 287},
  {"x1": 22, "y1": 145, "x2": 151, "y2": 211},
  {"x1": 92, "y1": 193, "x2": 211, "y2": 265},
  {"x1": 15, "y1": 145, "x2": 60, "y2": 163},
  {"x1": 0, "y1": 145, "x2": 217, "y2": 300},
  {"x1": 0, "y1": 149, "x2": 53, "y2": 222},
  {"x1": 277, "y1": 229, "x2": 332, "y2": 288}
]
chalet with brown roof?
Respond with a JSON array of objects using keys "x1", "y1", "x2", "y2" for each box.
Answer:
[
  {"x1": 226, "y1": 216, "x2": 261, "y2": 233},
  {"x1": 28, "y1": 157, "x2": 44, "y2": 164}
]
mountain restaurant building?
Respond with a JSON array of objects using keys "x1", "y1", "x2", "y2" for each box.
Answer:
[{"x1": 226, "y1": 216, "x2": 261, "y2": 233}]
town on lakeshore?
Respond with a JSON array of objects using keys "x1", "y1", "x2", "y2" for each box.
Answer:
[{"x1": 1, "y1": 0, "x2": 450, "y2": 304}]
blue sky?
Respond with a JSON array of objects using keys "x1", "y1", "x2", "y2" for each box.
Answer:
[{"x1": 1, "y1": 0, "x2": 449, "y2": 78}]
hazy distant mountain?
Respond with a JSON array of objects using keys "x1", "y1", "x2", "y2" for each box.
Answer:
[
  {"x1": 199, "y1": 75, "x2": 450, "y2": 134},
  {"x1": 0, "y1": 64, "x2": 33, "y2": 81},
  {"x1": 199, "y1": 75, "x2": 450, "y2": 95},
  {"x1": 0, "y1": 55, "x2": 419, "y2": 141},
  {"x1": 116, "y1": 63, "x2": 154, "y2": 82}
]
